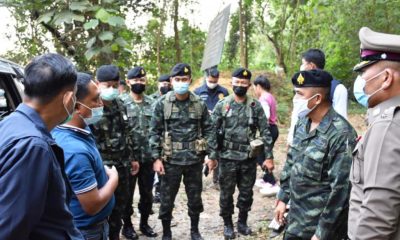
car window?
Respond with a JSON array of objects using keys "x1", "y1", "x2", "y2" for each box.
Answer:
[{"x1": 0, "y1": 74, "x2": 23, "y2": 120}]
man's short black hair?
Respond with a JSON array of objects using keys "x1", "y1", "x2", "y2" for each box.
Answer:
[
  {"x1": 24, "y1": 53, "x2": 77, "y2": 102},
  {"x1": 76, "y1": 72, "x2": 93, "y2": 101},
  {"x1": 254, "y1": 75, "x2": 271, "y2": 91},
  {"x1": 301, "y1": 48, "x2": 326, "y2": 69}
]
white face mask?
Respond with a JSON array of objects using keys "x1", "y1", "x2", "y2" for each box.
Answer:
[
  {"x1": 206, "y1": 80, "x2": 218, "y2": 89},
  {"x1": 293, "y1": 94, "x2": 320, "y2": 118}
]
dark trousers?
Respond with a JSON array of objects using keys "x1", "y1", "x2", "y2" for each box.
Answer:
[
  {"x1": 219, "y1": 158, "x2": 257, "y2": 217},
  {"x1": 123, "y1": 161, "x2": 155, "y2": 222},
  {"x1": 108, "y1": 164, "x2": 130, "y2": 236},
  {"x1": 79, "y1": 220, "x2": 109, "y2": 240},
  {"x1": 257, "y1": 124, "x2": 279, "y2": 184},
  {"x1": 283, "y1": 232, "x2": 308, "y2": 240},
  {"x1": 159, "y1": 162, "x2": 203, "y2": 220}
]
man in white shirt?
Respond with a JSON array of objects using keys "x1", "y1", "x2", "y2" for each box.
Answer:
[{"x1": 287, "y1": 48, "x2": 348, "y2": 145}]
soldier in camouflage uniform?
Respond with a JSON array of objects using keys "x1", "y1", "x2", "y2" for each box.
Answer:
[
  {"x1": 120, "y1": 66, "x2": 157, "y2": 238},
  {"x1": 149, "y1": 74, "x2": 172, "y2": 100},
  {"x1": 211, "y1": 68, "x2": 274, "y2": 239},
  {"x1": 149, "y1": 63, "x2": 218, "y2": 240},
  {"x1": 275, "y1": 69, "x2": 357, "y2": 240},
  {"x1": 149, "y1": 73, "x2": 172, "y2": 203},
  {"x1": 90, "y1": 65, "x2": 140, "y2": 240}
]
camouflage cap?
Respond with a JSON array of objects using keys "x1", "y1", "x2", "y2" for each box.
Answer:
[
  {"x1": 232, "y1": 67, "x2": 252, "y2": 80},
  {"x1": 170, "y1": 63, "x2": 192, "y2": 77},
  {"x1": 96, "y1": 64, "x2": 120, "y2": 82},
  {"x1": 292, "y1": 69, "x2": 332, "y2": 88},
  {"x1": 127, "y1": 66, "x2": 146, "y2": 79},
  {"x1": 354, "y1": 27, "x2": 400, "y2": 72}
]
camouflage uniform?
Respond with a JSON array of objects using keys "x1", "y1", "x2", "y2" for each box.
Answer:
[
  {"x1": 120, "y1": 94, "x2": 155, "y2": 221},
  {"x1": 277, "y1": 107, "x2": 357, "y2": 240},
  {"x1": 212, "y1": 94, "x2": 274, "y2": 217},
  {"x1": 148, "y1": 91, "x2": 217, "y2": 221},
  {"x1": 90, "y1": 97, "x2": 134, "y2": 237},
  {"x1": 149, "y1": 91, "x2": 161, "y2": 101}
]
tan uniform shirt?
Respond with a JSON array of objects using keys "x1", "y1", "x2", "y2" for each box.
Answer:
[{"x1": 349, "y1": 95, "x2": 400, "y2": 240}]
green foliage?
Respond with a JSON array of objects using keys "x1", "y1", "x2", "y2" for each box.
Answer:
[{"x1": 2, "y1": 0, "x2": 154, "y2": 72}]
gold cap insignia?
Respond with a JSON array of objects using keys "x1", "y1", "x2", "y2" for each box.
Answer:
[
  {"x1": 243, "y1": 70, "x2": 248, "y2": 76},
  {"x1": 184, "y1": 67, "x2": 189, "y2": 73},
  {"x1": 141, "y1": 69, "x2": 144, "y2": 75},
  {"x1": 297, "y1": 73, "x2": 305, "y2": 85}
]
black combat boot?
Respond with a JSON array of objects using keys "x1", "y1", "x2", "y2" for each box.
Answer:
[
  {"x1": 237, "y1": 211, "x2": 252, "y2": 236},
  {"x1": 190, "y1": 215, "x2": 204, "y2": 240},
  {"x1": 223, "y1": 216, "x2": 236, "y2": 239},
  {"x1": 140, "y1": 214, "x2": 158, "y2": 237},
  {"x1": 122, "y1": 218, "x2": 138, "y2": 240},
  {"x1": 162, "y1": 219, "x2": 172, "y2": 240}
]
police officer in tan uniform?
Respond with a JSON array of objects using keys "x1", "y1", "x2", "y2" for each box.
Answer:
[{"x1": 349, "y1": 27, "x2": 400, "y2": 240}]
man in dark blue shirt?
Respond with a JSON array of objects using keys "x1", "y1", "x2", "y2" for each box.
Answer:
[
  {"x1": 194, "y1": 68, "x2": 229, "y2": 112},
  {"x1": 52, "y1": 72, "x2": 118, "y2": 240},
  {"x1": 194, "y1": 68, "x2": 229, "y2": 187},
  {"x1": 0, "y1": 53, "x2": 83, "y2": 239}
]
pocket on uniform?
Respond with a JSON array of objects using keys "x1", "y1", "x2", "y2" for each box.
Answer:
[
  {"x1": 350, "y1": 143, "x2": 362, "y2": 184},
  {"x1": 302, "y1": 148, "x2": 325, "y2": 181}
]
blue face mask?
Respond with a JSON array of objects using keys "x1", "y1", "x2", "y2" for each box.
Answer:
[
  {"x1": 353, "y1": 76, "x2": 369, "y2": 107},
  {"x1": 77, "y1": 102, "x2": 104, "y2": 125},
  {"x1": 353, "y1": 70, "x2": 386, "y2": 108},
  {"x1": 100, "y1": 87, "x2": 119, "y2": 101},
  {"x1": 173, "y1": 82, "x2": 190, "y2": 95}
]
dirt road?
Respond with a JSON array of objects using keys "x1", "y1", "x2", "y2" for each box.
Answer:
[{"x1": 126, "y1": 113, "x2": 366, "y2": 240}]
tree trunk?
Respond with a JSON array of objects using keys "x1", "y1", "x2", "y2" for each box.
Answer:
[
  {"x1": 173, "y1": 0, "x2": 182, "y2": 63},
  {"x1": 267, "y1": 34, "x2": 287, "y2": 74},
  {"x1": 239, "y1": 0, "x2": 246, "y2": 68},
  {"x1": 157, "y1": 0, "x2": 167, "y2": 75}
]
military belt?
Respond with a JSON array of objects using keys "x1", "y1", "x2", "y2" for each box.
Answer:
[
  {"x1": 223, "y1": 140, "x2": 249, "y2": 152},
  {"x1": 172, "y1": 141, "x2": 196, "y2": 150}
]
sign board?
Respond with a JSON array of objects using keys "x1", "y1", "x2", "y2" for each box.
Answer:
[{"x1": 201, "y1": 4, "x2": 231, "y2": 71}]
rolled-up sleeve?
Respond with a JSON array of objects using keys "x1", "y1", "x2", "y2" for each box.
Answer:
[{"x1": 0, "y1": 138, "x2": 51, "y2": 239}]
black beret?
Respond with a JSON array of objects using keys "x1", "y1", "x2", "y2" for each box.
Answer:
[
  {"x1": 291, "y1": 69, "x2": 332, "y2": 88},
  {"x1": 127, "y1": 66, "x2": 146, "y2": 79},
  {"x1": 96, "y1": 65, "x2": 120, "y2": 82},
  {"x1": 170, "y1": 63, "x2": 191, "y2": 77},
  {"x1": 232, "y1": 67, "x2": 252, "y2": 80},
  {"x1": 206, "y1": 68, "x2": 219, "y2": 78},
  {"x1": 158, "y1": 74, "x2": 170, "y2": 82}
]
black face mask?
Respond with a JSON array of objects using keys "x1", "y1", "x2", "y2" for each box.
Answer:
[
  {"x1": 160, "y1": 86, "x2": 171, "y2": 95},
  {"x1": 233, "y1": 86, "x2": 248, "y2": 97},
  {"x1": 131, "y1": 83, "x2": 146, "y2": 94}
]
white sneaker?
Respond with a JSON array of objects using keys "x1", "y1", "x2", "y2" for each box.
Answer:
[
  {"x1": 255, "y1": 179, "x2": 273, "y2": 188},
  {"x1": 260, "y1": 185, "x2": 280, "y2": 197}
]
